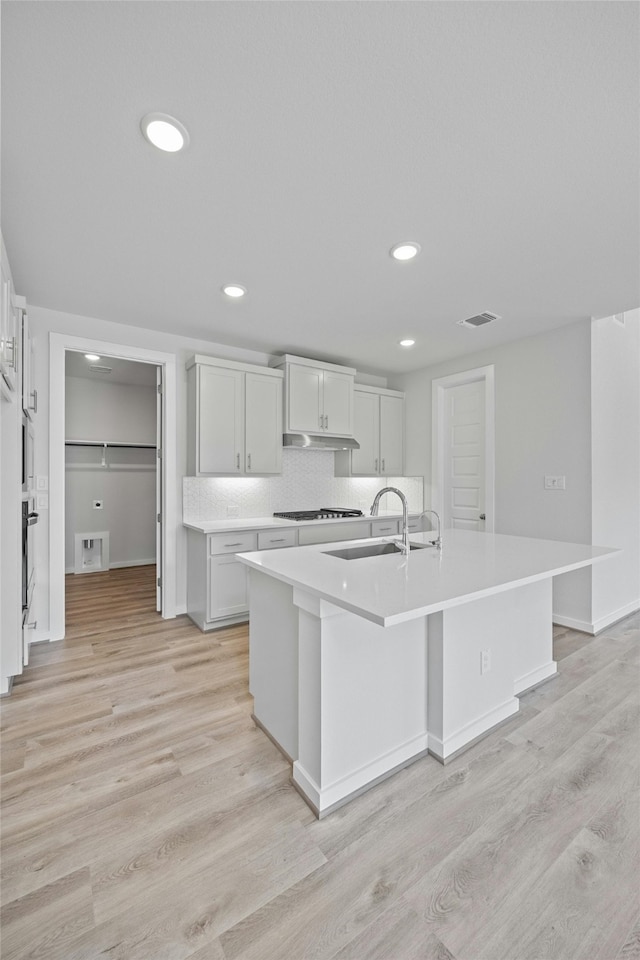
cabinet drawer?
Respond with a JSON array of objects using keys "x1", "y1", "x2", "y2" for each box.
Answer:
[
  {"x1": 208, "y1": 531, "x2": 257, "y2": 555},
  {"x1": 257, "y1": 529, "x2": 297, "y2": 550},
  {"x1": 408, "y1": 517, "x2": 423, "y2": 533},
  {"x1": 371, "y1": 519, "x2": 399, "y2": 537}
]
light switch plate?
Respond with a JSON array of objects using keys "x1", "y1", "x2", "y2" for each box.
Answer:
[{"x1": 36, "y1": 475, "x2": 48, "y2": 491}]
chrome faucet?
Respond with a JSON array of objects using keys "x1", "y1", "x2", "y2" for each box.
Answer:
[
  {"x1": 371, "y1": 486, "x2": 409, "y2": 553},
  {"x1": 421, "y1": 509, "x2": 442, "y2": 549}
]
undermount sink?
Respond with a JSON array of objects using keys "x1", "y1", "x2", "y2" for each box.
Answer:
[{"x1": 323, "y1": 541, "x2": 433, "y2": 561}]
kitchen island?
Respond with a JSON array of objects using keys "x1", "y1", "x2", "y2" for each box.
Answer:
[{"x1": 237, "y1": 530, "x2": 616, "y2": 817}]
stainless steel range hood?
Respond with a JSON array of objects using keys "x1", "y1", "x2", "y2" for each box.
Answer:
[{"x1": 283, "y1": 433, "x2": 360, "y2": 451}]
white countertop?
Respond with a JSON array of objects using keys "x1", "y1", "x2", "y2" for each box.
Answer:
[
  {"x1": 183, "y1": 510, "x2": 414, "y2": 535},
  {"x1": 237, "y1": 530, "x2": 617, "y2": 626}
]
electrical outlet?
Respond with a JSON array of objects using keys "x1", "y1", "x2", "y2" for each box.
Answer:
[
  {"x1": 481, "y1": 649, "x2": 491, "y2": 675},
  {"x1": 226, "y1": 505, "x2": 240, "y2": 518},
  {"x1": 544, "y1": 476, "x2": 566, "y2": 490},
  {"x1": 37, "y1": 493, "x2": 49, "y2": 510},
  {"x1": 36, "y1": 475, "x2": 48, "y2": 491},
  {"x1": 93, "y1": 500, "x2": 104, "y2": 510}
]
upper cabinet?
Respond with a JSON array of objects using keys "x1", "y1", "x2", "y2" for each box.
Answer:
[
  {"x1": 187, "y1": 355, "x2": 283, "y2": 476},
  {"x1": 335, "y1": 385, "x2": 404, "y2": 477},
  {"x1": 0, "y1": 255, "x2": 19, "y2": 398},
  {"x1": 270, "y1": 354, "x2": 356, "y2": 437}
]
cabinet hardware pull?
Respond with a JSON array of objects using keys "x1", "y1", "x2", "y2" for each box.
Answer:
[
  {"x1": 31, "y1": 389, "x2": 37, "y2": 413},
  {"x1": 381, "y1": 458, "x2": 385, "y2": 471},
  {"x1": 270, "y1": 538, "x2": 286, "y2": 543},
  {"x1": 236, "y1": 453, "x2": 240, "y2": 470},
  {"x1": 375, "y1": 458, "x2": 378, "y2": 472},
  {"x1": 319, "y1": 414, "x2": 323, "y2": 429},
  {"x1": 247, "y1": 453, "x2": 251, "y2": 470},
  {"x1": 225, "y1": 542, "x2": 243, "y2": 547},
  {"x1": 479, "y1": 513, "x2": 486, "y2": 520},
  {"x1": 26, "y1": 620, "x2": 37, "y2": 630},
  {"x1": 324, "y1": 414, "x2": 328, "y2": 429}
]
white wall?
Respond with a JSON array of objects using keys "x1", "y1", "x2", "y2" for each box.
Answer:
[
  {"x1": 591, "y1": 309, "x2": 640, "y2": 628},
  {"x1": 65, "y1": 376, "x2": 157, "y2": 571},
  {"x1": 392, "y1": 321, "x2": 594, "y2": 623}
]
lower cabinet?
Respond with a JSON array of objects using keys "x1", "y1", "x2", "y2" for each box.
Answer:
[
  {"x1": 187, "y1": 516, "x2": 422, "y2": 632},
  {"x1": 208, "y1": 555, "x2": 249, "y2": 620}
]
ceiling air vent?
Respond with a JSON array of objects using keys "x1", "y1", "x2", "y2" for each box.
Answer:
[
  {"x1": 457, "y1": 311, "x2": 501, "y2": 328},
  {"x1": 89, "y1": 364, "x2": 113, "y2": 374}
]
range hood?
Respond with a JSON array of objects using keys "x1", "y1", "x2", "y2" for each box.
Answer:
[{"x1": 283, "y1": 433, "x2": 360, "y2": 451}]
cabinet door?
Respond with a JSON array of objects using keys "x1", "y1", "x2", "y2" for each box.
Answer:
[
  {"x1": 287, "y1": 363, "x2": 323, "y2": 433},
  {"x1": 245, "y1": 373, "x2": 282, "y2": 474},
  {"x1": 197, "y1": 366, "x2": 244, "y2": 474},
  {"x1": 379, "y1": 395, "x2": 404, "y2": 475},
  {"x1": 22, "y1": 311, "x2": 36, "y2": 419},
  {"x1": 208, "y1": 555, "x2": 249, "y2": 620},
  {"x1": 351, "y1": 390, "x2": 380, "y2": 475},
  {"x1": 322, "y1": 370, "x2": 353, "y2": 436},
  {"x1": 0, "y1": 264, "x2": 18, "y2": 394}
]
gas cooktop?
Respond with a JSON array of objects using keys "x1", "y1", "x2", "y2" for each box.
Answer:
[{"x1": 273, "y1": 508, "x2": 364, "y2": 522}]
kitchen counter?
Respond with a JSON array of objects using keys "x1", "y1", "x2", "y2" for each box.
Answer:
[
  {"x1": 183, "y1": 509, "x2": 413, "y2": 535},
  {"x1": 237, "y1": 529, "x2": 616, "y2": 626},
  {"x1": 238, "y1": 530, "x2": 617, "y2": 817}
]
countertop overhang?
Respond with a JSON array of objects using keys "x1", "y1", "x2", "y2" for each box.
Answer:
[
  {"x1": 183, "y1": 510, "x2": 415, "y2": 535},
  {"x1": 237, "y1": 530, "x2": 618, "y2": 627}
]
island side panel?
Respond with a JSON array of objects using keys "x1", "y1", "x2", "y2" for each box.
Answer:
[
  {"x1": 427, "y1": 579, "x2": 553, "y2": 761},
  {"x1": 248, "y1": 569, "x2": 299, "y2": 760},
  {"x1": 293, "y1": 590, "x2": 429, "y2": 815}
]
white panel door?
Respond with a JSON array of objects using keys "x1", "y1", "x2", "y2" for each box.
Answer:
[
  {"x1": 245, "y1": 372, "x2": 282, "y2": 474},
  {"x1": 444, "y1": 381, "x2": 485, "y2": 530},
  {"x1": 322, "y1": 371, "x2": 353, "y2": 436},
  {"x1": 198, "y1": 366, "x2": 244, "y2": 474},
  {"x1": 379, "y1": 395, "x2": 404, "y2": 475},
  {"x1": 351, "y1": 390, "x2": 379, "y2": 475},
  {"x1": 288, "y1": 364, "x2": 323, "y2": 433},
  {"x1": 156, "y1": 365, "x2": 163, "y2": 612}
]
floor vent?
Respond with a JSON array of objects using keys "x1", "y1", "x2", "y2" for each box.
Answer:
[{"x1": 457, "y1": 311, "x2": 501, "y2": 328}]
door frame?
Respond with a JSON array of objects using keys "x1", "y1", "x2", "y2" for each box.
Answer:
[
  {"x1": 49, "y1": 333, "x2": 177, "y2": 640},
  {"x1": 431, "y1": 365, "x2": 495, "y2": 533}
]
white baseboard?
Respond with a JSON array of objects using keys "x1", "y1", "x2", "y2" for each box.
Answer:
[
  {"x1": 514, "y1": 660, "x2": 557, "y2": 696},
  {"x1": 552, "y1": 614, "x2": 594, "y2": 634},
  {"x1": 65, "y1": 558, "x2": 156, "y2": 574},
  {"x1": 554, "y1": 600, "x2": 639, "y2": 636},
  {"x1": 592, "y1": 600, "x2": 639, "y2": 634},
  {"x1": 428, "y1": 697, "x2": 519, "y2": 761},
  {"x1": 293, "y1": 730, "x2": 429, "y2": 814}
]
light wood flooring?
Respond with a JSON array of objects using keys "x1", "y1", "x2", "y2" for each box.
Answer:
[{"x1": 1, "y1": 566, "x2": 638, "y2": 960}]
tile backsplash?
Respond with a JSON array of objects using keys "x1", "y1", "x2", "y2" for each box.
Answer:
[{"x1": 183, "y1": 449, "x2": 424, "y2": 521}]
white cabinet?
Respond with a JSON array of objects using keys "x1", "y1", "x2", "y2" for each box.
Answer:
[
  {"x1": 187, "y1": 356, "x2": 283, "y2": 476},
  {"x1": 335, "y1": 386, "x2": 404, "y2": 476},
  {"x1": 271, "y1": 354, "x2": 356, "y2": 437},
  {"x1": 0, "y1": 258, "x2": 18, "y2": 397},
  {"x1": 20, "y1": 303, "x2": 37, "y2": 419},
  {"x1": 208, "y1": 555, "x2": 250, "y2": 620}
]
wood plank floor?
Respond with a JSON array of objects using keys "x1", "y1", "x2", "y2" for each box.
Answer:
[{"x1": 1, "y1": 566, "x2": 638, "y2": 960}]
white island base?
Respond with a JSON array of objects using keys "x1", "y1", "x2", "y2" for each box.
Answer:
[{"x1": 248, "y1": 569, "x2": 556, "y2": 818}]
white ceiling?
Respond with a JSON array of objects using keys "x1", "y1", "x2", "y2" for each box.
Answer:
[
  {"x1": 65, "y1": 350, "x2": 158, "y2": 387},
  {"x1": 2, "y1": 1, "x2": 638, "y2": 375}
]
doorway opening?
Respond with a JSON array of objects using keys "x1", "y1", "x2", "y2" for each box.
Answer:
[
  {"x1": 431, "y1": 365, "x2": 495, "y2": 532},
  {"x1": 49, "y1": 333, "x2": 176, "y2": 642},
  {"x1": 64, "y1": 351, "x2": 161, "y2": 625}
]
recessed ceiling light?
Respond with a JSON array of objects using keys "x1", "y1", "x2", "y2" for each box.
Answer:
[
  {"x1": 84, "y1": 353, "x2": 101, "y2": 361},
  {"x1": 140, "y1": 113, "x2": 189, "y2": 152},
  {"x1": 222, "y1": 284, "x2": 246, "y2": 298},
  {"x1": 399, "y1": 339, "x2": 416, "y2": 347},
  {"x1": 390, "y1": 242, "x2": 420, "y2": 261}
]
